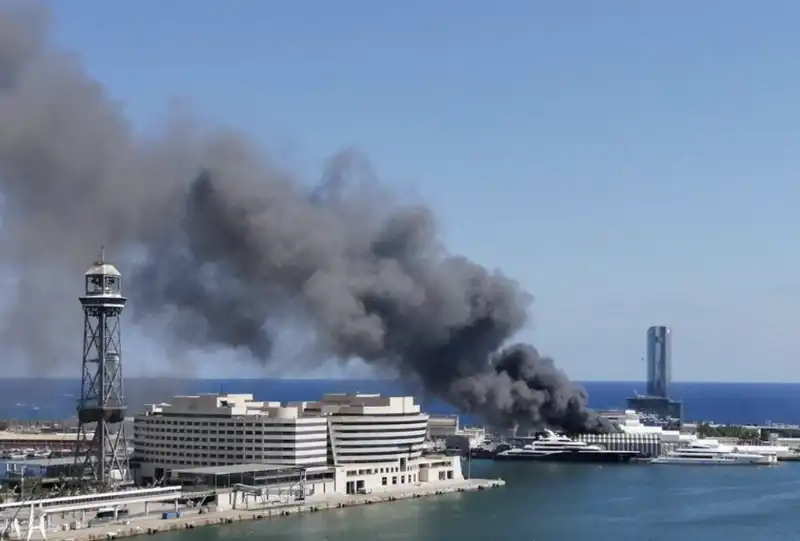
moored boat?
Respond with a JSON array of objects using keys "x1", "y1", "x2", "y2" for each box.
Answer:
[
  {"x1": 494, "y1": 430, "x2": 640, "y2": 463},
  {"x1": 650, "y1": 446, "x2": 778, "y2": 465}
]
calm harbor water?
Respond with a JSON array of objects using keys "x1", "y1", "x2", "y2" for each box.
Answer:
[{"x1": 150, "y1": 460, "x2": 800, "y2": 541}]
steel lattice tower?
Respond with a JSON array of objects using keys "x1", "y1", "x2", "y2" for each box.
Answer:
[{"x1": 73, "y1": 248, "x2": 130, "y2": 490}]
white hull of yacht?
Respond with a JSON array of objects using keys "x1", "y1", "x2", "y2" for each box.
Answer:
[{"x1": 650, "y1": 453, "x2": 777, "y2": 466}]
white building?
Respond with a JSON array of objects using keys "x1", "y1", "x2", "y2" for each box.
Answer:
[
  {"x1": 132, "y1": 392, "x2": 461, "y2": 495},
  {"x1": 615, "y1": 410, "x2": 693, "y2": 444},
  {"x1": 427, "y1": 414, "x2": 460, "y2": 438},
  {"x1": 294, "y1": 393, "x2": 428, "y2": 465},
  {"x1": 445, "y1": 427, "x2": 487, "y2": 450},
  {"x1": 132, "y1": 393, "x2": 329, "y2": 480}
]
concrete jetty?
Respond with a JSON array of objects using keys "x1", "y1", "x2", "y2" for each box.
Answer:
[{"x1": 41, "y1": 478, "x2": 505, "y2": 541}]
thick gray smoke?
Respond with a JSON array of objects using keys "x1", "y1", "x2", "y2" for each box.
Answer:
[{"x1": 0, "y1": 1, "x2": 611, "y2": 434}]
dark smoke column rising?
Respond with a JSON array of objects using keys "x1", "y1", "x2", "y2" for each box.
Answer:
[{"x1": 0, "y1": 0, "x2": 611, "y2": 434}]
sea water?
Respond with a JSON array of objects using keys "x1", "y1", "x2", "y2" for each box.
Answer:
[
  {"x1": 142, "y1": 460, "x2": 800, "y2": 541},
  {"x1": 1, "y1": 378, "x2": 799, "y2": 425}
]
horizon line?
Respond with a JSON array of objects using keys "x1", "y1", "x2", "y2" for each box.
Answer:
[{"x1": 0, "y1": 376, "x2": 794, "y2": 385}]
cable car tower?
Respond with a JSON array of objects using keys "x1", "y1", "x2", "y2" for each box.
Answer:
[{"x1": 73, "y1": 247, "x2": 130, "y2": 490}]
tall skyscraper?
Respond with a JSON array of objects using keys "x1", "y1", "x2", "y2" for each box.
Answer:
[{"x1": 646, "y1": 326, "x2": 671, "y2": 398}]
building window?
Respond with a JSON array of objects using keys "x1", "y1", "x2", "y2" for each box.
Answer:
[
  {"x1": 392, "y1": 476, "x2": 397, "y2": 485},
  {"x1": 382, "y1": 477, "x2": 387, "y2": 486}
]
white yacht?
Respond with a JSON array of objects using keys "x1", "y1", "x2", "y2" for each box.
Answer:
[
  {"x1": 495, "y1": 430, "x2": 640, "y2": 463},
  {"x1": 686, "y1": 438, "x2": 790, "y2": 459},
  {"x1": 616, "y1": 410, "x2": 792, "y2": 460},
  {"x1": 650, "y1": 446, "x2": 778, "y2": 465}
]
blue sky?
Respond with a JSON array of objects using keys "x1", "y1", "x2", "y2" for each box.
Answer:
[{"x1": 44, "y1": 1, "x2": 800, "y2": 382}]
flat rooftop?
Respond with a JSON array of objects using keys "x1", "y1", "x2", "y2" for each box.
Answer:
[
  {"x1": 3, "y1": 456, "x2": 76, "y2": 467},
  {"x1": 169, "y1": 463, "x2": 306, "y2": 476},
  {"x1": 0, "y1": 431, "x2": 79, "y2": 441}
]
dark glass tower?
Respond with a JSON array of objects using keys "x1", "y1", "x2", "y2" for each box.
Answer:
[{"x1": 646, "y1": 326, "x2": 671, "y2": 398}]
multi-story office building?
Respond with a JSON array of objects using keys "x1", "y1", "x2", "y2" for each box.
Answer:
[
  {"x1": 295, "y1": 394, "x2": 428, "y2": 465},
  {"x1": 132, "y1": 394, "x2": 329, "y2": 480},
  {"x1": 646, "y1": 325, "x2": 671, "y2": 398},
  {"x1": 131, "y1": 392, "x2": 453, "y2": 494}
]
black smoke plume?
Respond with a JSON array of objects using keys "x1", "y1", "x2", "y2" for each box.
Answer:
[{"x1": 0, "y1": 1, "x2": 611, "y2": 434}]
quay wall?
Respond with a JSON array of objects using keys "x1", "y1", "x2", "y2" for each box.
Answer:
[{"x1": 41, "y1": 478, "x2": 505, "y2": 541}]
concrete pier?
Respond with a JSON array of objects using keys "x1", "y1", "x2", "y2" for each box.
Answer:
[{"x1": 39, "y1": 478, "x2": 505, "y2": 541}]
